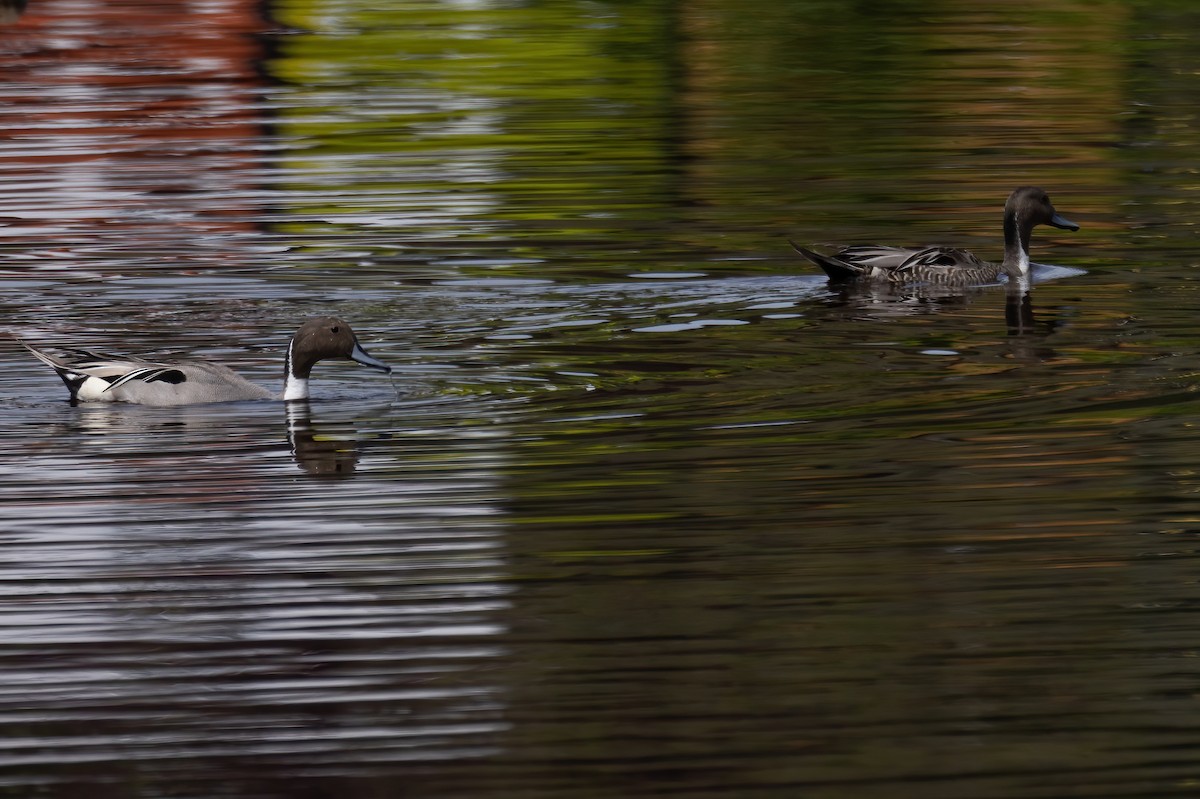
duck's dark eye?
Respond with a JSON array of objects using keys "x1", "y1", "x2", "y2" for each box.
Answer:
[{"x1": 331, "y1": 326, "x2": 340, "y2": 333}]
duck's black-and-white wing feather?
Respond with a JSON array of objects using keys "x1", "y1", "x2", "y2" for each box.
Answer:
[{"x1": 17, "y1": 339, "x2": 186, "y2": 402}]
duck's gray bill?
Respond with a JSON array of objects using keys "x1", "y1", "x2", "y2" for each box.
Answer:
[
  {"x1": 350, "y1": 342, "x2": 391, "y2": 373},
  {"x1": 1050, "y1": 213, "x2": 1080, "y2": 232}
]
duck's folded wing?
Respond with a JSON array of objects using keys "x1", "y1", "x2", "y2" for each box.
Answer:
[
  {"x1": 62, "y1": 353, "x2": 186, "y2": 392},
  {"x1": 895, "y1": 246, "x2": 987, "y2": 273},
  {"x1": 104, "y1": 366, "x2": 187, "y2": 391},
  {"x1": 836, "y1": 245, "x2": 923, "y2": 271},
  {"x1": 20, "y1": 341, "x2": 185, "y2": 392},
  {"x1": 789, "y1": 242, "x2": 921, "y2": 280}
]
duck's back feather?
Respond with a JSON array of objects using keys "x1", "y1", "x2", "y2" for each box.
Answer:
[{"x1": 790, "y1": 241, "x2": 1000, "y2": 285}]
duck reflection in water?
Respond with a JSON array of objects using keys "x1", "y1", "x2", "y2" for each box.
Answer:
[
  {"x1": 820, "y1": 278, "x2": 978, "y2": 319},
  {"x1": 286, "y1": 401, "x2": 363, "y2": 477},
  {"x1": 820, "y1": 275, "x2": 1061, "y2": 345},
  {"x1": 1005, "y1": 283, "x2": 1038, "y2": 336},
  {"x1": 55, "y1": 403, "x2": 368, "y2": 476}
]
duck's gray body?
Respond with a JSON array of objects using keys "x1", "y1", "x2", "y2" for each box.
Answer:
[
  {"x1": 22, "y1": 346, "x2": 274, "y2": 406},
  {"x1": 20, "y1": 316, "x2": 390, "y2": 407},
  {"x1": 791, "y1": 187, "x2": 1080, "y2": 286}
]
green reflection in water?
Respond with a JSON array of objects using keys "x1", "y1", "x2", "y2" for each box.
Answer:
[
  {"x1": 266, "y1": 0, "x2": 678, "y2": 240},
  {"x1": 256, "y1": 0, "x2": 1162, "y2": 270}
]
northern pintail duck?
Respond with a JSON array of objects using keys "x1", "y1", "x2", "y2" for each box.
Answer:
[
  {"x1": 19, "y1": 316, "x2": 391, "y2": 406},
  {"x1": 790, "y1": 186, "x2": 1079, "y2": 285}
]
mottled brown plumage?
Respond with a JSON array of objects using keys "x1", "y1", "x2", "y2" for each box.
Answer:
[{"x1": 791, "y1": 187, "x2": 1079, "y2": 286}]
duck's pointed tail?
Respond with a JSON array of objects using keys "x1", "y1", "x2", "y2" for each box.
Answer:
[
  {"x1": 13, "y1": 335, "x2": 85, "y2": 400},
  {"x1": 15, "y1": 335, "x2": 65, "y2": 370},
  {"x1": 787, "y1": 240, "x2": 862, "y2": 282}
]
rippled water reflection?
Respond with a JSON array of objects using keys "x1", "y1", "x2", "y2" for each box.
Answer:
[{"x1": 5, "y1": 0, "x2": 1200, "y2": 796}]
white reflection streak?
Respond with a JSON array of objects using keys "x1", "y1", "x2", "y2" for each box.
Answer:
[{"x1": 0, "y1": 410, "x2": 514, "y2": 764}]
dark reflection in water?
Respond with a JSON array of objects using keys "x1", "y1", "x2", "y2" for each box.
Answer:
[
  {"x1": 0, "y1": 0, "x2": 24, "y2": 25},
  {"x1": 5, "y1": 0, "x2": 1200, "y2": 797},
  {"x1": 287, "y1": 401, "x2": 362, "y2": 476},
  {"x1": 1005, "y1": 287, "x2": 1041, "y2": 337},
  {"x1": 0, "y1": 400, "x2": 512, "y2": 797}
]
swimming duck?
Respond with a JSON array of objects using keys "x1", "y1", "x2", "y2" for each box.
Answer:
[
  {"x1": 19, "y1": 316, "x2": 391, "y2": 406},
  {"x1": 790, "y1": 186, "x2": 1079, "y2": 285}
]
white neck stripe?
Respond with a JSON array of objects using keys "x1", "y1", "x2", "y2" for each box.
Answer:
[
  {"x1": 281, "y1": 339, "x2": 309, "y2": 400},
  {"x1": 282, "y1": 376, "x2": 309, "y2": 401},
  {"x1": 1016, "y1": 215, "x2": 1030, "y2": 274}
]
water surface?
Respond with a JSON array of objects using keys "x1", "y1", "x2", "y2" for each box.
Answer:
[{"x1": 3, "y1": 1, "x2": 1200, "y2": 797}]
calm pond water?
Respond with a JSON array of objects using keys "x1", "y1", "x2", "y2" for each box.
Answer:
[{"x1": 5, "y1": 0, "x2": 1200, "y2": 797}]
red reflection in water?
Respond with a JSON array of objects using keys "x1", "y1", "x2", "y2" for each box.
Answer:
[{"x1": 0, "y1": 0, "x2": 273, "y2": 249}]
